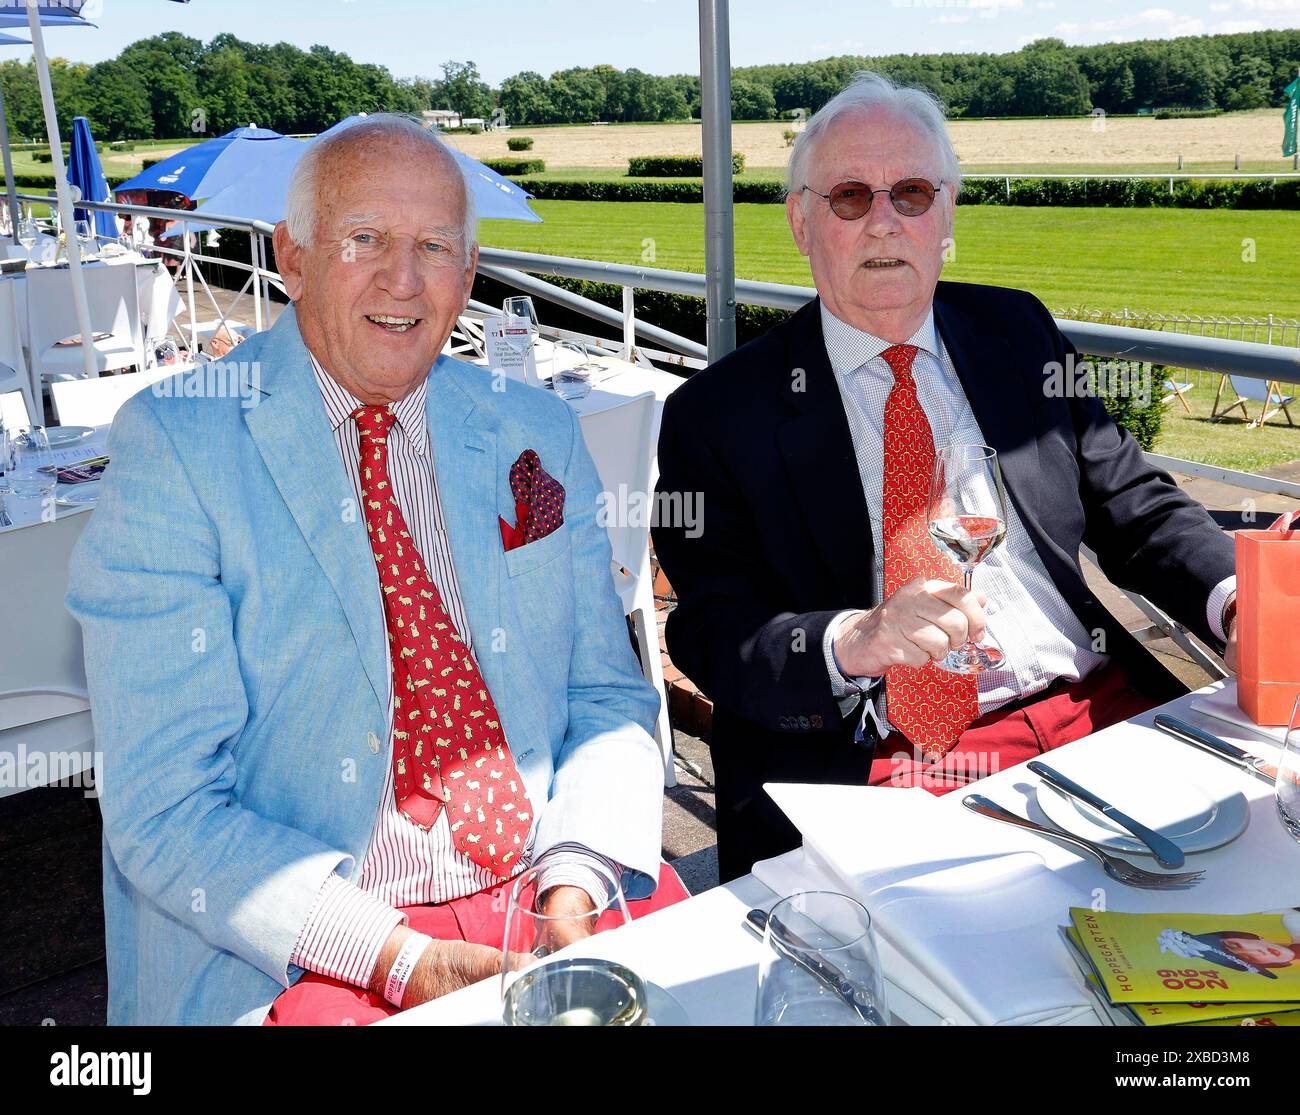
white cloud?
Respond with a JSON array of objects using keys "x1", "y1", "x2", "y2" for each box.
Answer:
[
  {"x1": 933, "y1": 12, "x2": 973, "y2": 22},
  {"x1": 1209, "y1": 1, "x2": 1232, "y2": 10},
  {"x1": 1052, "y1": 8, "x2": 1206, "y2": 39},
  {"x1": 1037, "y1": 0, "x2": 1058, "y2": 9},
  {"x1": 1237, "y1": 0, "x2": 1300, "y2": 9},
  {"x1": 1212, "y1": 17, "x2": 1266, "y2": 28}
]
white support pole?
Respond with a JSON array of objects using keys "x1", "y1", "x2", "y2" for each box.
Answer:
[
  {"x1": 621, "y1": 285, "x2": 635, "y2": 359},
  {"x1": 0, "y1": 79, "x2": 21, "y2": 242},
  {"x1": 183, "y1": 221, "x2": 197, "y2": 353},
  {"x1": 251, "y1": 229, "x2": 263, "y2": 333},
  {"x1": 27, "y1": 4, "x2": 95, "y2": 381}
]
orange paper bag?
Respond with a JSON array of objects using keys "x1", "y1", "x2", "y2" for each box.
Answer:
[{"x1": 1236, "y1": 509, "x2": 1300, "y2": 726}]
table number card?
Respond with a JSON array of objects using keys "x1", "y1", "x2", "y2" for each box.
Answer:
[{"x1": 484, "y1": 315, "x2": 540, "y2": 387}]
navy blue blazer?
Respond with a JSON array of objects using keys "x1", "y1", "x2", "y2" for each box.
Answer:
[{"x1": 652, "y1": 282, "x2": 1235, "y2": 879}]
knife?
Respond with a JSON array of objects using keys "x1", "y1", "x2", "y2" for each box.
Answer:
[
  {"x1": 1028, "y1": 760, "x2": 1186, "y2": 869},
  {"x1": 743, "y1": 907, "x2": 886, "y2": 1025},
  {"x1": 1152, "y1": 714, "x2": 1279, "y2": 786}
]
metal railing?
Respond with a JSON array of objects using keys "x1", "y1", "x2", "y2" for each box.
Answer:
[{"x1": 20, "y1": 195, "x2": 1300, "y2": 499}]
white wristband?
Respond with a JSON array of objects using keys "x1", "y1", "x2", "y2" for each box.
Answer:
[{"x1": 383, "y1": 931, "x2": 433, "y2": 1008}]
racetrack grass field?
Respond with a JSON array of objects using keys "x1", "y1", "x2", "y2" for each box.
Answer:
[
  {"x1": 1155, "y1": 379, "x2": 1300, "y2": 474},
  {"x1": 479, "y1": 201, "x2": 1300, "y2": 321}
]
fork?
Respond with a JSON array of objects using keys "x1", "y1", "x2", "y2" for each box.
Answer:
[{"x1": 962, "y1": 794, "x2": 1204, "y2": 890}]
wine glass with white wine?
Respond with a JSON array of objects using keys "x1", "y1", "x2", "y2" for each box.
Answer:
[{"x1": 926, "y1": 443, "x2": 1008, "y2": 674}]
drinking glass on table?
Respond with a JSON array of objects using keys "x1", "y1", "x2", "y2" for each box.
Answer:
[
  {"x1": 551, "y1": 340, "x2": 593, "y2": 401},
  {"x1": 926, "y1": 442, "x2": 1009, "y2": 673},
  {"x1": 755, "y1": 891, "x2": 888, "y2": 1026},
  {"x1": 1278, "y1": 696, "x2": 1300, "y2": 842},
  {"x1": 75, "y1": 219, "x2": 94, "y2": 256},
  {"x1": 500, "y1": 858, "x2": 648, "y2": 1026},
  {"x1": 17, "y1": 216, "x2": 38, "y2": 257},
  {"x1": 5, "y1": 425, "x2": 56, "y2": 501}
]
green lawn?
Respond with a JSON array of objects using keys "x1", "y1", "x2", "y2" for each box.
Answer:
[
  {"x1": 481, "y1": 201, "x2": 1300, "y2": 320},
  {"x1": 1154, "y1": 379, "x2": 1300, "y2": 473}
]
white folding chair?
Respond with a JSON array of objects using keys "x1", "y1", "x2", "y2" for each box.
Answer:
[
  {"x1": 0, "y1": 388, "x2": 32, "y2": 427},
  {"x1": 0, "y1": 512, "x2": 96, "y2": 797},
  {"x1": 25, "y1": 264, "x2": 145, "y2": 410},
  {"x1": 0, "y1": 278, "x2": 37, "y2": 424},
  {"x1": 578, "y1": 390, "x2": 675, "y2": 784},
  {"x1": 49, "y1": 364, "x2": 180, "y2": 428}
]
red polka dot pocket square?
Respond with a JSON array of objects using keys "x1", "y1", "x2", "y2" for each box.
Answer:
[{"x1": 498, "y1": 448, "x2": 566, "y2": 553}]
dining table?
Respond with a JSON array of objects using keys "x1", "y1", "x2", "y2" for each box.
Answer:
[{"x1": 382, "y1": 679, "x2": 1300, "y2": 1027}]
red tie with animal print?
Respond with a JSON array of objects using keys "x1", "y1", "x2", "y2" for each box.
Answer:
[
  {"x1": 880, "y1": 344, "x2": 979, "y2": 763},
  {"x1": 354, "y1": 404, "x2": 532, "y2": 877}
]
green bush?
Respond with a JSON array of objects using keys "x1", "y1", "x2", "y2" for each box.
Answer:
[
  {"x1": 141, "y1": 157, "x2": 163, "y2": 170},
  {"x1": 627, "y1": 153, "x2": 746, "y2": 176},
  {"x1": 33, "y1": 152, "x2": 52, "y2": 164},
  {"x1": 506, "y1": 136, "x2": 534, "y2": 151},
  {"x1": 1153, "y1": 108, "x2": 1221, "y2": 119},
  {"x1": 483, "y1": 157, "x2": 544, "y2": 175},
  {"x1": 782, "y1": 129, "x2": 797, "y2": 147},
  {"x1": 516, "y1": 177, "x2": 785, "y2": 203},
  {"x1": 109, "y1": 140, "x2": 136, "y2": 152}
]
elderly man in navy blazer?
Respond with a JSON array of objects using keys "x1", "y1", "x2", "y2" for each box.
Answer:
[
  {"x1": 68, "y1": 115, "x2": 684, "y2": 1025},
  {"x1": 653, "y1": 72, "x2": 1238, "y2": 882}
]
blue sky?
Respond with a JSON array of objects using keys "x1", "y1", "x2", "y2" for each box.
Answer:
[{"x1": 28, "y1": 0, "x2": 1300, "y2": 83}]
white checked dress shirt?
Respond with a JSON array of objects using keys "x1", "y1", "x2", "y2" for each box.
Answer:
[
  {"x1": 819, "y1": 304, "x2": 1236, "y2": 737},
  {"x1": 290, "y1": 356, "x2": 616, "y2": 988}
]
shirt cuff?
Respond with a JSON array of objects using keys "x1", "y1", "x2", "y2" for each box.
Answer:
[
  {"x1": 1207, "y1": 575, "x2": 1237, "y2": 642},
  {"x1": 290, "y1": 872, "x2": 406, "y2": 990},
  {"x1": 824, "y1": 609, "x2": 887, "y2": 720},
  {"x1": 535, "y1": 843, "x2": 624, "y2": 912}
]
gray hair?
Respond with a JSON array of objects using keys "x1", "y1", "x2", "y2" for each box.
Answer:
[
  {"x1": 284, "y1": 113, "x2": 478, "y2": 266},
  {"x1": 786, "y1": 71, "x2": 962, "y2": 201}
]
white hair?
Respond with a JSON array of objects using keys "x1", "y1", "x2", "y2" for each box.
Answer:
[
  {"x1": 285, "y1": 113, "x2": 478, "y2": 265},
  {"x1": 786, "y1": 71, "x2": 962, "y2": 201}
]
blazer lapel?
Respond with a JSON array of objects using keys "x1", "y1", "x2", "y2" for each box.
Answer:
[
  {"x1": 243, "y1": 311, "x2": 389, "y2": 714},
  {"x1": 423, "y1": 358, "x2": 505, "y2": 694},
  {"x1": 933, "y1": 287, "x2": 1042, "y2": 526},
  {"x1": 776, "y1": 300, "x2": 876, "y2": 606}
]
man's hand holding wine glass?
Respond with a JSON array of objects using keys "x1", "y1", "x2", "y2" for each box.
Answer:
[{"x1": 832, "y1": 577, "x2": 988, "y2": 677}]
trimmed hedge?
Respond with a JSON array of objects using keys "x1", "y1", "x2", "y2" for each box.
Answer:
[
  {"x1": 3, "y1": 172, "x2": 132, "y2": 191},
  {"x1": 141, "y1": 157, "x2": 163, "y2": 170},
  {"x1": 509, "y1": 175, "x2": 1300, "y2": 209},
  {"x1": 506, "y1": 136, "x2": 534, "y2": 151},
  {"x1": 482, "y1": 157, "x2": 544, "y2": 175},
  {"x1": 627, "y1": 153, "x2": 746, "y2": 176},
  {"x1": 514, "y1": 177, "x2": 785, "y2": 203}
]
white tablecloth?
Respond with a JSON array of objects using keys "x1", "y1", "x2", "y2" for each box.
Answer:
[{"x1": 387, "y1": 682, "x2": 1299, "y2": 1026}]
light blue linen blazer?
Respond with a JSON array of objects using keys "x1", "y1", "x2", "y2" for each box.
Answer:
[{"x1": 66, "y1": 307, "x2": 663, "y2": 1025}]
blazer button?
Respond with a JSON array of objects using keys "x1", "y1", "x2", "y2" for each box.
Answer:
[{"x1": 367, "y1": 731, "x2": 381, "y2": 754}]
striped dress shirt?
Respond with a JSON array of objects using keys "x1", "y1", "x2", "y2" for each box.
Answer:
[{"x1": 289, "y1": 355, "x2": 616, "y2": 989}]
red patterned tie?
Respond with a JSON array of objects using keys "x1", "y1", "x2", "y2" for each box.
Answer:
[
  {"x1": 879, "y1": 344, "x2": 979, "y2": 762},
  {"x1": 354, "y1": 405, "x2": 532, "y2": 877}
]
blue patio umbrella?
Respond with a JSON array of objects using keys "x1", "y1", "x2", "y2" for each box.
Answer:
[
  {"x1": 0, "y1": 30, "x2": 28, "y2": 43},
  {"x1": 68, "y1": 115, "x2": 116, "y2": 240},
  {"x1": 195, "y1": 114, "x2": 541, "y2": 227},
  {"x1": 115, "y1": 126, "x2": 305, "y2": 202}
]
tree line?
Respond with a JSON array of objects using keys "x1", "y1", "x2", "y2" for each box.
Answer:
[{"x1": 1, "y1": 28, "x2": 1297, "y2": 142}]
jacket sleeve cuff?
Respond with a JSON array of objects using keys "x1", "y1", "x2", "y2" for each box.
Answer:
[{"x1": 1207, "y1": 575, "x2": 1237, "y2": 642}]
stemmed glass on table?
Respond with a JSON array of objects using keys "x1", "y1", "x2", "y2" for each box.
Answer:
[
  {"x1": 1279, "y1": 696, "x2": 1300, "y2": 843},
  {"x1": 500, "y1": 858, "x2": 649, "y2": 1026},
  {"x1": 501, "y1": 296, "x2": 539, "y2": 386},
  {"x1": 926, "y1": 443, "x2": 1009, "y2": 674}
]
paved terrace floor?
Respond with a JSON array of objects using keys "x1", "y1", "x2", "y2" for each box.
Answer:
[{"x1": 2, "y1": 285, "x2": 1293, "y2": 1024}]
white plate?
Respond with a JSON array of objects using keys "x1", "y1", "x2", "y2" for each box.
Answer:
[
  {"x1": 46, "y1": 425, "x2": 95, "y2": 448},
  {"x1": 55, "y1": 482, "x2": 100, "y2": 507},
  {"x1": 1035, "y1": 768, "x2": 1248, "y2": 856}
]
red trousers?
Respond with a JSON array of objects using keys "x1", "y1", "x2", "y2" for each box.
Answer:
[
  {"x1": 263, "y1": 862, "x2": 690, "y2": 1026},
  {"x1": 867, "y1": 662, "x2": 1156, "y2": 794}
]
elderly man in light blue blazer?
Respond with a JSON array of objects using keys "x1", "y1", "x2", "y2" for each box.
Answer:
[{"x1": 67, "y1": 115, "x2": 680, "y2": 1026}]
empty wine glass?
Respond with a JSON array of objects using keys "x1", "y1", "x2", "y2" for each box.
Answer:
[
  {"x1": 755, "y1": 891, "x2": 888, "y2": 1026},
  {"x1": 6, "y1": 425, "x2": 56, "y2": 501},
  {"x1": 75, "y1": 218, "x2": 94, "y2": 255},
  {"x1": 551, "y1": 340, "x2": 593, "y2": 401},
  {"x1": 500, "y1": 857, "x2": 646, "y2": 1026},
  {"x1": 18, "y1": 216, "x2": 38, "y2": 257},
  {"x1": 1279, "y1": 695, "x2": 1300, "y2": 843},
  {"x1": 926, "y1": 443, "x2": 1008, "y2": 674}
]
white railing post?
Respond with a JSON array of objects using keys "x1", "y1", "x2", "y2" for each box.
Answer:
[
  {"x1": 251, "y1": 230, "x2": 264, "y2": 333},
  {"x1": 622, "y1": 285, "x2": 635, "y2": 359}
]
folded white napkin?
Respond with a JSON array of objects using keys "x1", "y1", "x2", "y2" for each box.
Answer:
[
  {"x1": 1190, "y1": 680, "x2": 1289, "y2": 747},
  {"x1": 761, "y1": 783, "x2": 1101, "y2": 1026}
]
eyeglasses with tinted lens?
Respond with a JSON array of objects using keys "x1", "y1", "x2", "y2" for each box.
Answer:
[{"x1": 802, "y1": 178, "x2": 943, "y2": 220}]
